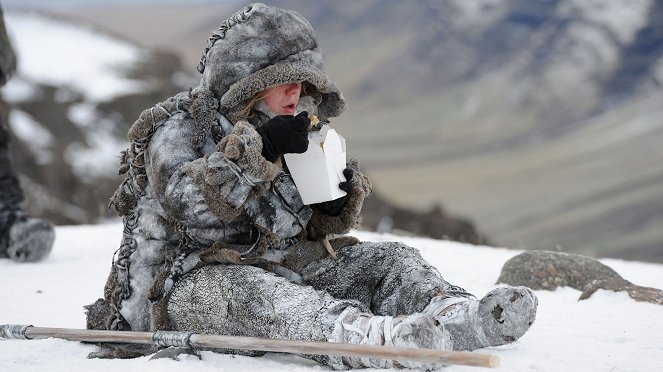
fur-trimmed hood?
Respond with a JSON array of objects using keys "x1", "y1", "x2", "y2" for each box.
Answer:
[{"x1": 197, "y1": 3, "x2": 346, "y2": 122}]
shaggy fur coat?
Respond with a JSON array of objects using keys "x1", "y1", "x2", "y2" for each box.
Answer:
[{"x1": 86, "y1": 3, "x2": 371, "y2": 334}]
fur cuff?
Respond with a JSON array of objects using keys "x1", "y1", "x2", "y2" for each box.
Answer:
[
  {"x1": 307, "y1": 159, "x2": 372, "y2": 240},
  {"x1": 216, "y1": 121, "x2": 282, "y2": 182},
  {"x1": 184, "y1": 121, "x2": 281, "y2": 221}
]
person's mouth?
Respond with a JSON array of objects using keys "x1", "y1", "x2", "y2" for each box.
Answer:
[{"x1": 282, "y1": 103, "x2": 297, "y2": 113}]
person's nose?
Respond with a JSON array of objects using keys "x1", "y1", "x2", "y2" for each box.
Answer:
[{"x1": 285, "y1": 82, "x2": 301, "y2": 96}]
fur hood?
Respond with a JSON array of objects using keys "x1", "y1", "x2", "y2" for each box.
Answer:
[{"x1": 197, "y1": 3, "x2": 346, "y2": 122}]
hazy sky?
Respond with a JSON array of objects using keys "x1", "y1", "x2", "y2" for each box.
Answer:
[{"x1": 2, "y1": 0, "x2": 239, "y2": 10}]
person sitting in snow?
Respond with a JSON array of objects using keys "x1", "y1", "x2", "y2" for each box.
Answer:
[
  {"x1": 0, "y1": 3, "x2": 54, "y2": 263},
  {"x1": 86, "y1": 3, "x2": 537, "y2": 369}
]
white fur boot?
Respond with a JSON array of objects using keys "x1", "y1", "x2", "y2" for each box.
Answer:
[
  {"x1": 423, "y1": 286, "x2": 537, "y2": 351},
  {"x1": 336, "y1": 311, "x2": 453, "y2": 370}
]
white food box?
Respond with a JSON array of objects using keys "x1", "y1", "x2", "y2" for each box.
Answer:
[{"x1": 284, "y1": 125, "x2": 347, "y2": 205}]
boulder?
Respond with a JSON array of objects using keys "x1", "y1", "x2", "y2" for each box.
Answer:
[
  {"x1": 496, "y1": 250, "x2": 622, "y2": 291},
  {"x1": 497, "y1": 250, "x2": 663, "y2": 306},
  {"x1": 580, "y1": 278, "x2": 663, "y2": 305}
]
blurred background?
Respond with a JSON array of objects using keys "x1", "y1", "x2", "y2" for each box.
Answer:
[{"x1": 1, "y1": 0, "x2": 662, "y2": 262}]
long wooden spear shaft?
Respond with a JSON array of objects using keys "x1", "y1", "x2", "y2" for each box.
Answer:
[{"x1": 1, "y1": 324, "x2": 500, "y2": 368}]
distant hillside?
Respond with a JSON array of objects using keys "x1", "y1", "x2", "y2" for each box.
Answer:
[
  {"x1": 1, "y1": 11, "x2": 187, "y2": 224},
  {"x1": 39, "y1": 0, "x2": 663, "y2": 262},
  {"x1": 271, "y1": 0, "x2": 663, "y2": 263}
]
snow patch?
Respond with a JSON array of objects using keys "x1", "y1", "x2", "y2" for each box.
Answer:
[
  {"x1": 564, "y1": 23, "x2": 620, "y2": 73},
  {"x1": 451, "y1": 0, "x2": 504, "y2": 26},
  {"x1": 1, "y1": 76, "x2": 39, "y2": 103},
  {"x1": 4, "y1": 11, "x2": 152, "y2": 102},
  {"x1": 63, "y1": 103, "x2": 126, "y2": 180},
  {"x1": 7, "y1": 110, "x2": 54, "y2": 164},
  {"x1": 67, "y1": 103, "x2": 98, "y2": 129},
  {"x1": 64, "y1": 135, "x2": 125, "y2": 180},
  {"x1": 564, "y1": 0, "x2": 650, "y2": 45}
]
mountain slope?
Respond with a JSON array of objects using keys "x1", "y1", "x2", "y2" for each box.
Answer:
[
  {"x1": 1, "y1": 11, "x2": 188, "y2": 224},
  {"x1": 34, "y1": 0, "x2": 663, "y2": 262},
  {"x1": 272, "y1": 0, "x2": 663, "y2": 262}
]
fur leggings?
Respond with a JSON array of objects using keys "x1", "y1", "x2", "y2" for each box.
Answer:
[{"x1": 167, "y1": 241, "x2": 468, "y2": 366}]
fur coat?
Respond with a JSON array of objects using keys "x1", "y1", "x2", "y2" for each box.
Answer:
[{"x1": 86, "y1": 3, "x2": 371, "y2": 333}]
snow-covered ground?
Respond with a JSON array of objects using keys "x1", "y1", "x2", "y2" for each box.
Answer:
[{"x1": 1, "y1": 222, "x2": 662, "y2": 371}]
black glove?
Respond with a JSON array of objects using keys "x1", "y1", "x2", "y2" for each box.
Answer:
[
  {"x1": 313, "y1": 168, "x2": 354, "y2": 216},
  {"x1": 256, "y1": 111, "x2": 310, "y2": 162}
]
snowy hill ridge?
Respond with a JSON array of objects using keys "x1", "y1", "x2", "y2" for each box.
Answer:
[
  {"x1": 1, "y1": 11, "x2": 186, "y2": 225},
  {"x1": 1, "y1": 223, "x2": 662, "y2": 371}
]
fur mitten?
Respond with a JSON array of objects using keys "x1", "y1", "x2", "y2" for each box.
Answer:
[
  {"x1": 307, "y1": 158, "x2": 372, "y2": 240},
  {"x1": 186, "y1": 121, "x2": 282, "y2": 221},
  {"x1": 214, "y1": 121, "x2": 281, "y2": 182}
]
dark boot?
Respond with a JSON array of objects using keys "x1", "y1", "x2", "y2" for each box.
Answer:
[{"x1": 0, "y1": 211, "x2": 54, "y2": 262}]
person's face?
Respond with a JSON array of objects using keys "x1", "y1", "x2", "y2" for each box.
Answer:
[{"x1": 262, "y1": 82, "x2": 302, "y2": 116}]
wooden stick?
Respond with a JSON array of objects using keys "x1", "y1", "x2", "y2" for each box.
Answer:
[{"x1": 1, "y1": 324, "x2": 500, "y2": 368}]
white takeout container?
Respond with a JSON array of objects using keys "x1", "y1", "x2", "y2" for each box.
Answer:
[{"x1": 284, "y1": 125, "x2": 347, "y2": 205}]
